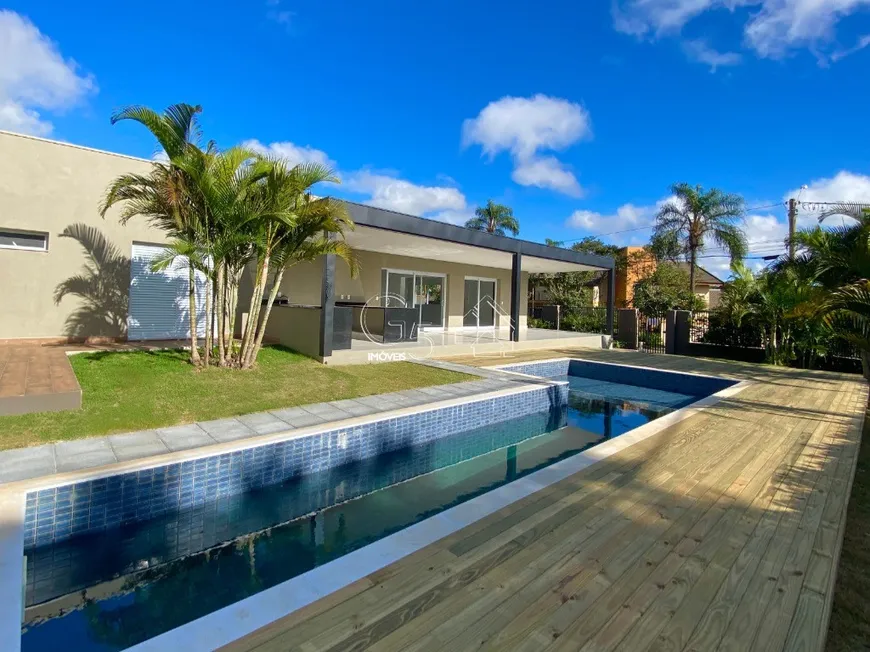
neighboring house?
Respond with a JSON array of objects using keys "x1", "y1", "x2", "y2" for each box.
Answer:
[
  {"x1": 674, "y1": 262, "x2": 724, "y2": 308},
  {"x1": 0, "y1": 131, "x2": 616, "y2": 361},
  {"x1": 613, "y1": 246, "x2": 724, "y2": 309},
  {"x1": 614, "y1": 246, "x2": 657, "y2": 309}
]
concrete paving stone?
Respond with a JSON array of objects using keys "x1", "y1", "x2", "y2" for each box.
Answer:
[
  {"x1": 237, "y1": 411, "x2": 293, "y2": 435},
  {"x1": 395, "y1": 389, "x2": 437, "y2": 404},
  {"x1": 197, "y1": 418, "x2": 257, "y2": 443},
  {"x1": 327, "y1": 399, "x2": 380, "y2": 417},
  {"x1": 270, "y1": 407, "x2": 326, "y2": 428},
  {"x1": 55, "y1": 441, "x2": 118, "y2": 473},
  {"x1": 414, "y1": 386, "x2": 454, "y2": 398},
  {"x1": 353, "y1": 395, "x2": 399, "y2": 410},
  {"x1": 108, "y1": 430, "x2": 170, "y2": 462},
  {"x1": 156, "y1": 424, "x2": 216, "y2": 452},
  {"x1": 302, "y1": 402, "x2": 349, "y2": 418},
  {"x1": 55, "y1": 438, "x2": 113, "y2": 456},
  {"x1": 0, "y1": 445, "x2": 55, "y2": 483}
]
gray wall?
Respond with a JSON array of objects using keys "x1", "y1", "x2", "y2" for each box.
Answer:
[
  {"x1": 0, "y1": 131, "x2": 166, "y2": 341},
  {"x1": 263, "y1": 305, "x2": 323, "y2": 359}
]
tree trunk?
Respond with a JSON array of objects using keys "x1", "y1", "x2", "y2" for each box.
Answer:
[
  {"x1": 689, "y1": 248, "x2": 697, "y2": 295},
  {"x1": 216, "y1": 262, "x2": 226, "y2": 366},
  {"x1": 240, "y1": 257, "x2": 269, "y2": 369},
  {"x1": 203, "y1": 271, "x2": 212, "y2": 367},
  {"x1": 188, "y1": 263, "x2": 201, "y2": 366},
  {"x1": 248, "y1": 267, "x2": 285, "y2": 369},
  {"x1": 767, "y1": 323, "x2": 778, "y2": 364},
  {"x1": 862, "y1": 350, "x2": 870, "y2": 382},
  {"x1": 226, "y1": 270, "x2": 242, "y2": 365}
]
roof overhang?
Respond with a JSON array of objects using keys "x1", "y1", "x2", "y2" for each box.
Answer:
[{"x1": 340, "y1": 201, "x2": 614, "y2": 274}]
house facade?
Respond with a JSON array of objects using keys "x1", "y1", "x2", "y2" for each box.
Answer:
[{"x1": 0, "y1": 131, "x2": 616, "y2": 361}]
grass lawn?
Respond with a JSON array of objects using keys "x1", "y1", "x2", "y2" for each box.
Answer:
[
  {"x1": 826, "y1": 404, "x2": 870, "y2": 651},
  {"x1": 0, "y1": 346, "x2": 472, "y2": 451}
]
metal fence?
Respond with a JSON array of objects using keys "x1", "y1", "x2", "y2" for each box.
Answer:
[
  {"x1": 689, "y1": 310, "x2": 861, "y2": 372},
  {"x1": 689, "y1": 311, "x2": 763, "y2": 347},
  {"x1": 637, "y1": 311, "x2": 666, "y2": 354}
]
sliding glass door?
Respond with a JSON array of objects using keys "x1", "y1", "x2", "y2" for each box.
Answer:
[
  {"x1": 463, "y1": 277, "x2": 497, "y2": 328},
  {"x1": 384, "y1": 270, "x2": 446, "y2": 329}
]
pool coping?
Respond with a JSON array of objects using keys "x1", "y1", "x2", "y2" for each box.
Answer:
[{"x1": 123, "y1": 358, "x2": 749, "y2": 651}]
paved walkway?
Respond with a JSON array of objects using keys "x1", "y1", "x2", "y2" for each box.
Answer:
[
  {"x1": 224, "y1": 350, "x2": 867, "y2": 652},
  {"x1": 0, "y1": 347, "x2": 80, "y2": 417},
  {"x1": 0, "y1": 362, "x2": 527, "y2": 484}
]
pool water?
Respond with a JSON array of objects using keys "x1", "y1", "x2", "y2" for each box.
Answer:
[{"x1": 22, "y1": 379, "x2": 694, "y2": 651}]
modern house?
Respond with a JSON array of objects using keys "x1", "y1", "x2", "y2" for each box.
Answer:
[{"x1": 0, "y1": 130, "x2": 616, "y2": 362}]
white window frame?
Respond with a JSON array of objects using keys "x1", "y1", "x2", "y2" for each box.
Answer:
[
  {"x1": 462, "y1": 276, "x2": 499, "y2": 330},
  {"x1": 0, "y1": 228, "x2": 49, "y2": 252},
  {"x1": 382, "y1": 268, "x2": 448, "y2": 331}
]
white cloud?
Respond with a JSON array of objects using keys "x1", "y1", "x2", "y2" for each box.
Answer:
[
  {"x1": 0, "y1": 10, "x2": 95, "y2": 136},
  {"x1": 512, "y1": 156, "x2": 583, "y2": 197},
  {"x1": 565, "y1": 197, "x2": 680, "y2": 240},
  {"x1": 345, "y1": 171, "x2": 469, "y2": 218},
  {"x1": 682, "y1": 39, "x2": 742, "y2": 71},
  {"x1": 241, "y1": 138, "x2": 336, "y2": 169},
  {"x1": 239, "y1": 138, "x2": 471, "y2": 223},
  {"x1": 462, "y1": 94, "x2": 591, "y2": 197},
  {"x1": 831, "y1": 34, "x2": 870, "y2": 61},
  {"x1": 786, "y1": 171, "x2": 870, "y2": 206},
  {"x1": 566, "y1": 202, "x2": 657, "y2": 234},
  {"x1": 612, "y1": 0, "x2": 870, "y2": 63}
]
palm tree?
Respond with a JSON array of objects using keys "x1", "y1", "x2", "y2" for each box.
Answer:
[
  {"x1": 790, "y1": 208, "x2": 870, "y2": 377},
  {"x1": 465, "y1": 200, "x2": 519, "y2": 236},
  {"x1": 100, "y1": 103, "x2": 206, "y2": 365},
  {"x1": 654, "y1": 183, "x2": 747, "y2": 294},
  {"x1": 237, "y1": 162, "x2": 357, "y2": 369}
]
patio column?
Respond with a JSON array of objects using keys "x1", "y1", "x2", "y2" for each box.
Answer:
[
  {"x1": 510, "y1": 252, "x2": 522, "y2": 342},
  {"x1": 319, "y1": 253, "x2": 336, "y2": 359},
  {"x1": 606, "y1": 267, "x2": 615, "y2": 336}
]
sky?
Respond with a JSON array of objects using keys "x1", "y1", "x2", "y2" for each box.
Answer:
[{"x1": 2, "y1": 0, "x2": 870, "y2": 277}]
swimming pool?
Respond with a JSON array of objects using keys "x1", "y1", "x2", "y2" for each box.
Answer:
[{"x1": 14, "y1": 359, "x2": 740, "y2": 651}]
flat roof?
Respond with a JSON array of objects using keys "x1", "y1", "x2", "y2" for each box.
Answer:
[{"x1": 340, "y1": 200, "x2": 614, "y2": 273}]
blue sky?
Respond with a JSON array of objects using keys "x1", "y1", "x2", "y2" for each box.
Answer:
[{"x1": 2, "y1": 1, "x2": 869, "y2": 275}]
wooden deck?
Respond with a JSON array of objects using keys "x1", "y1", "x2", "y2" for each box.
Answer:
[{"x1": 222, "y1": 350, "x2": 867, "y2": 652}]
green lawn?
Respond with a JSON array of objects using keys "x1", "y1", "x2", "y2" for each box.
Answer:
[{"x1": 0, "y1": 346, "x2": 472, "y2": 451}]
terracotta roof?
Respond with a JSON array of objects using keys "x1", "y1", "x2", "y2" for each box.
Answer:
[{"x1": 675, "y1": 262, "x2": 724, "y2": 286}]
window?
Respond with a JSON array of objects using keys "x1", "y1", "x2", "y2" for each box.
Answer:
[{"x1": 0, "y1": 229, "x2": 48, "y2": 251}]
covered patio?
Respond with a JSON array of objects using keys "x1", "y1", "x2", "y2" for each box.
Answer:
[{"x1": 262, "y1": 201, "x2": 615, "y2": 363}]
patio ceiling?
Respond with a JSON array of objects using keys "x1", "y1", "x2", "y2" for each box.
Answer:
[
  {"x1": 341, "y1": 200, "x2": 614, "y2": 274},
  {"x1": 343, "y1": 226, "x2": 602, "y2": 273}
]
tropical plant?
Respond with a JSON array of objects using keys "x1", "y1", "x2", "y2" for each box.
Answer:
[
  {"x1": 654, "y1": 183, "x2": 747, "y2": 293},
  {"x1": 632, "y1": 263, "x2": 704, "y2": 316},
  {"x1": 789, "y1": 208, "x2": 870, "y2": 376},
  {"x1": 465, "y1": 200, "x2": 519, "y2": 236},
  {"x1": 100, "y1": 103, "x2": 206, "y2": 365},
  {"x1": 235, "y1": 165, "x2": 357, "y2": 369},
  {"x1": 102, "y1": 103, "x2": 358, "y2": 370}
]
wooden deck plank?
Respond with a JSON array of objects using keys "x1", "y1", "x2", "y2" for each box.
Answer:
[{"x1": 219, "y1": 351, "x2": 866, "y2": 652}]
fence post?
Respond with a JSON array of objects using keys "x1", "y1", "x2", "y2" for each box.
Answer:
[
  {"x1": 674, "y1": 310, "x2": 691, "y2": 356},
  {"x1": 556, "y1": 305, "x2": 561, "y2": 331},
  {"x1": 615, "y1": 309, "x2": 638, "y2": 349},
  {"x1": 665, "y1": 310, "x2": 677, "y2": 354}
]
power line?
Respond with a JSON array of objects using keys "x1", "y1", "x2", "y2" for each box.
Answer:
[{"x1": 561, "y1": 201, "x2": 787, "y2": 243}]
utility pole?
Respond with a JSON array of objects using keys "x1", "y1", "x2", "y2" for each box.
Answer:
[{"x1": 788, "y1": 198, "x2": 797, "y2": 260}]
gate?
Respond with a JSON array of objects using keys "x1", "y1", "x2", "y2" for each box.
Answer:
[{"x1": 637, "y1": 311, "x2": 666, "y2": 354}]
